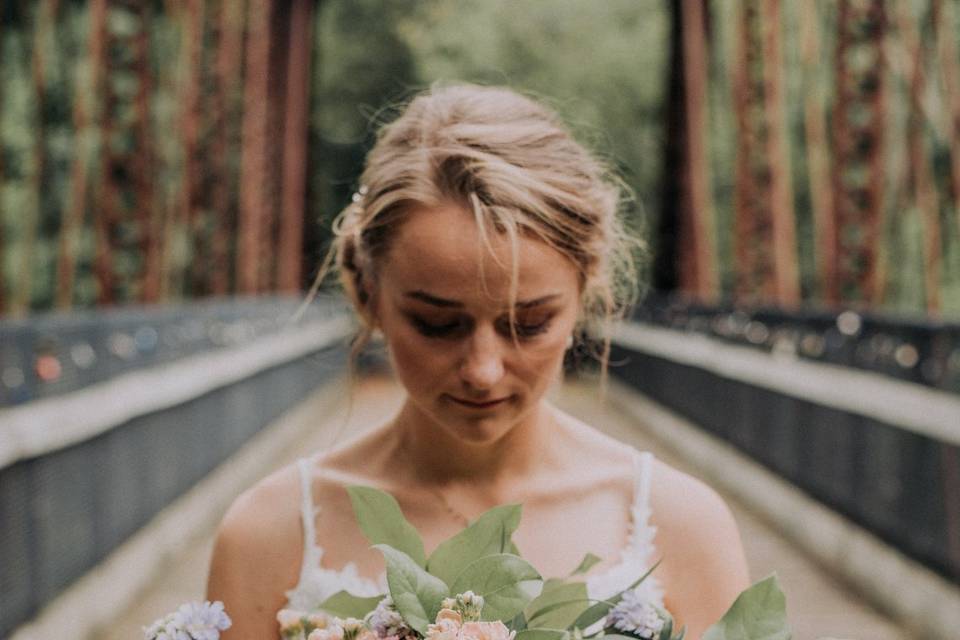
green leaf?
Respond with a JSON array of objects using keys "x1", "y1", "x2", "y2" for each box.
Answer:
[
  {"x1": 319, "y1": 591, "x2": 385, "y2": 618},
  {"x1": 515, "y1": 629, "x2": 570, "y2": 640},
  {"x1": 570, "y1": 553, "x2": 602, "y2": 577},
  {"x1": 525, "y1": 581, "x2": 589, "y2": 629},
  {"x1": 347, "y1": 486, "x2": 427, "y2": 567},
  {"x1": 701, "y1": 574, "x2": 791, "y2": 640},
  {"x1": 375, "y1": 544, "x2": 449, "y2": 635},
  {"x1": 427, "y1": 504, "x2": 522, "y2": 586},
  {"x1": 508, "y1": 611, "x2": 528, "y2": 632},
  {"x1": 450, "y1": 553, "x2": 542, "y2": 622}
]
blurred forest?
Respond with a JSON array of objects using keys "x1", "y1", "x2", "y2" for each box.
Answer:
[{"x1": 0, "y1": 0, "x2": 958, "y2": 319}]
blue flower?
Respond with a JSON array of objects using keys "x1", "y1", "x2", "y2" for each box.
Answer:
[{"x1": 144, "y1": 601, "x2": 232, "y2": 640}]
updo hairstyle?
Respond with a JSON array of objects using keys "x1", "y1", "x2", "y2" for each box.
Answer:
[{"x1": 321, "y1": 83, "x2": 642, "y2": 369}]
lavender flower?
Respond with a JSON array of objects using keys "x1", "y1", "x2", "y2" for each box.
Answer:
[
  {"x1": 143, "y1": 601, "x2": 232, "y2": 640},
  {"x1": 366, "y1": 595, "x2": 413, "y2": 639},
  {"x1": 606, "y1": 590, "x2": 665, "y2": 640}
]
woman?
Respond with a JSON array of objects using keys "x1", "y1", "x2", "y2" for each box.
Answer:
[{"x1": 206, "y1": 84, "x2": 750, "y2": 639}]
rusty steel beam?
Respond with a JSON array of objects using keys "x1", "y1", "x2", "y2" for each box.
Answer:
[
  {"x1": 133, "y1": 1, "x2": 160, "y2": 304},
  {"x1": 92, "y1": 0, "x2": 160, "y2": 305},
  {"x1": 730, "y1": 1, "x2": 800, "y2": 308},
  {"x1": 932, "y1": 0, "x2": 960, "y2": 236},
  {"x1": 800, "y1": 0, "x2": 835, "y2": 304},
  {"x1": 208, "y1": 0, "x2": 245, "y2": 297},
  {"x1": 679, "y1": 0, "x2": 718, "y2": 301},
  {"x1": 57, "y1": 0, "x2": 107, "y2": 309},
  {"x1": 179, "y1": 0, "x2": 207, "y2": 297},
  {"x1": 759, "y1": 1, "x2": 800, "y2": 307},
  {"x1": 828, "y1": 0, "x2": 887, "y2": 307},
  {"x1": 897, "y1": 1, "x2": 943, "y2": 314},
  {"x1": 731, "y1": 2, "x2": 773, "y2": 304},
  {"x1": 238, "y1": 0, "x2": 273, "y2": 294},
  {"x1": 277, "y1": 0, "x2": 314, "y2": 294}
]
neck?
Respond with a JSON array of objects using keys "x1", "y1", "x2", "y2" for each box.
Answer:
[{"x1": 389, "y1": 397, "x2": 555, "y2": 492}]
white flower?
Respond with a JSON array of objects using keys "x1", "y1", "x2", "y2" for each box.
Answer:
[{"x1": 606, "y1": 590, "x2": 665, "y2": 640}]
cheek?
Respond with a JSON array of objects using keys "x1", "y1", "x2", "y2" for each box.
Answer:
[{"x1": 382, "y1": 324, "x2": 451, "y2": 385}]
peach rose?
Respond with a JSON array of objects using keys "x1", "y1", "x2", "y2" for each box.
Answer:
[
  {"x1": 459, "y1": 621, "x2": 516, "y2": 640},
  {"x1": 309, "y1": 626, "x2": 345, "y2": 640},
  {"x1": 426, "y1": 609, "x2": 463, "y2": 640}
]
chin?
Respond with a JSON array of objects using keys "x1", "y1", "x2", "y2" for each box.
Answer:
[{"x1": 434, "y1": 397, "x2": 536, "y2": 445}]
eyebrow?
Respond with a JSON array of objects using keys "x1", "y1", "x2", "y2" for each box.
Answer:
[{"x1": 404, "y1": 290, "x2": 563, "y2": 309}]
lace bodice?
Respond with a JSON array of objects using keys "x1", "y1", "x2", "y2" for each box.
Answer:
[{"x1": 283, "y1": 450, "x2": 664, "y2": 612}]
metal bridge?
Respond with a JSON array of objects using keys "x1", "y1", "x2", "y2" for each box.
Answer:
[{"x1": 2, "y1": 296, "x2": 958, "y2": 640}]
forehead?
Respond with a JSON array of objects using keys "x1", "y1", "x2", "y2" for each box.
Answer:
[{"x1": 379, "y1": 204, "x2": 579, "y2": 304}]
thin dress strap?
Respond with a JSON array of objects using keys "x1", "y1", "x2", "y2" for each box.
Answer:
[
  {"x1": 296, "y1": 457, "x2": 323, "y2": 584},
  {"x1": 635, "y1": 450, "x2": 654, "y2": 524},
  {"x1": 586, "y1": 450, "x2": 664, "y2": 605}
]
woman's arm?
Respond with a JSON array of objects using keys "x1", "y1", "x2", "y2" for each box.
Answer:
[
  {"x1": 652, "y1": 463, "x2": 751, "y2": 640},
  {"x1": 206, "y1": 470, "x2": 303, "y2": 639}
]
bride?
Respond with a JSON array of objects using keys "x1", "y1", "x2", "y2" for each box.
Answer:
[{"x1": 206, "y1": 84, "x2": 749, "y2": 639}]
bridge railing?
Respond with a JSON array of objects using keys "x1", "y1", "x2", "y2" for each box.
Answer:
[
  {"x1": 612, "y1": 294, "x2": 960, "y2": 588},
  {"x1": 0, "y1": 297, "x2": 353, "y2": 639}
]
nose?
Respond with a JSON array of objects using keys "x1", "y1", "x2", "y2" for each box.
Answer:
[{"x1": 458, "y1": 325, "x2": 505, "y2": 391}]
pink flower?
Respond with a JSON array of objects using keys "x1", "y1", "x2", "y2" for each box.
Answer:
[
  {"x1": 425, "y1": 609, "x2": 515, "y2": 640},
  {"x1": 426, "y1": 609, "x2": 463, "y2": 640},
  {"x1": 459, "y1": 621, "x2": 515, "y2": 640},
  {"x1": 309, "y1": 628, "x2": 345, "y2": 640}
]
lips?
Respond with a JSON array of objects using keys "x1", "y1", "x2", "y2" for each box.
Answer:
[{"x1": 448, "y1": 395, "x2": 511, "y2": 409}]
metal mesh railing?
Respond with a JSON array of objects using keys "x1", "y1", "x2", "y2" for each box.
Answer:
[
  {"x1": 612, "y1": 301, "x2": 960, "y2": 587},
  {"x1": 0, "y1": 297, "x2": 350, "y2": 638}
]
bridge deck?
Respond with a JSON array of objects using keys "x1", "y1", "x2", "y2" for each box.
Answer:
[{"x1": 98, "y1": 376, "x2": 907, "y2": 640}]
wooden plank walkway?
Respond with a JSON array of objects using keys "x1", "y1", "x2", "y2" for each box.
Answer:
[{"x1": 99, "y1": 376, "x2": 907, "y2": 640}]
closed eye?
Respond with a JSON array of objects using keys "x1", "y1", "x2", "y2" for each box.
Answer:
[{"x1": 409, "y1": 315, "x2": 467, "y2": 338}]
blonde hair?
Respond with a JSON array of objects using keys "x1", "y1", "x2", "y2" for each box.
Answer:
[{"x1": 310, "y1": 83, "x2": 642, "y2": 374}]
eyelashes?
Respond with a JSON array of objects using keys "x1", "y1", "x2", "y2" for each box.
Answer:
[{"x1": 408, "y1": 314, "x2": 553, "y2": 339}]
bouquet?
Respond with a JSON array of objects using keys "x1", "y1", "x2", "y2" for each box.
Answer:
[{"x1": 145, "y1": 486, "x2": 794, "y2": 640}]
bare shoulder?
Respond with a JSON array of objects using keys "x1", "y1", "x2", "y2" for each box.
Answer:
[
  {"x1": 647, "y1": 459, "x2": 751, "y2": 637},
  {"x1": 206, "y1": 464, "x2": 304, "y2": 639}
]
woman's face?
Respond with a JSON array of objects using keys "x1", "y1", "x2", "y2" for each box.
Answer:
[{"x1": 372, "y1": 203, "x2": 581, "y2": 444}]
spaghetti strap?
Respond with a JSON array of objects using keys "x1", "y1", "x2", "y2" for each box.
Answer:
[
  {"x1": 284, "y1": 457, "x2": 387, "y2": 611},
  {"x1": 585, "y1": 449, "x2": 663, "y2": 606},
  {"x1": 634, "y1": 450, "x2": 654, "y2": 514},
  {"x1": 296, "y1": 457, "x2": 323, "y2": 583}
]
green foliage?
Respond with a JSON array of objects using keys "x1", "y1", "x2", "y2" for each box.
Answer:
[
  {"x1": 448, "y1": 554, "x2": 542, "y2": 623},
  {"x1": 426, "y1": 503, "x2": 522, "y2": 586},
  {"x1": 524, "y1": 579, "x2": 588, "y2": 629},
  {"x1": 569, "y1": 553, "x2": 602, "y2": 577},
  {"x1": 375, "y1": 544, "x2": 450, "y2": 635},
  {"x1": 347, "y1": 485, "x2": 427, "y2": 567},
  {"x1": 319, "y1": 591, "x2": 385, "y2": 619},
  {"x1": 701, "y1": 574, "x2": 791, "y2": 640}
]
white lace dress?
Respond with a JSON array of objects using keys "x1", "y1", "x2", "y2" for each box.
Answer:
[{"x1": 283, "y1": 450, "x2": 664, "y2": 613}]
